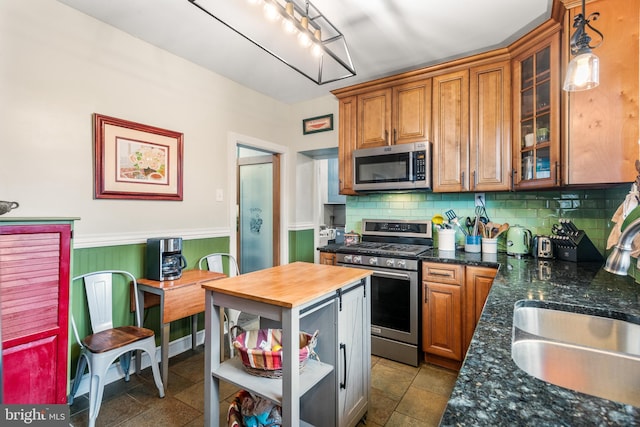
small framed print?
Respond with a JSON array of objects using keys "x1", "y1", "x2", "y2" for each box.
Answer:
[
  {"x1": 302, "y1": 114, "x2": 333, "y2": 135},
  {"x1": 94, "y1": 114, "x2": 183, "y2": 200}
]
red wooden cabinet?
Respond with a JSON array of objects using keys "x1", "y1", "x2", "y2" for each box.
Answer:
[{"x1": 0, "y1": 223, "x2": 71, "y2": 404}]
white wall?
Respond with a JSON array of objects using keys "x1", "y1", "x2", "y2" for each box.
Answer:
[{"x1": 0, "y1": 0, "x2": 326, "y2": 246}]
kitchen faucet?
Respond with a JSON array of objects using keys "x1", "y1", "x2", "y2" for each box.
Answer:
[{"x1": 604, "y1": 216, "x2": 640, "y2": 275}]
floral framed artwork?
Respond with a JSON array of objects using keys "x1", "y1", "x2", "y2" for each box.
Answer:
[
  {"x1": 302, "y1": 114, "x2": 333, "y2": 135},
  {"x1": 94, "y1": 114, "x2": 183, "y2": 200}
]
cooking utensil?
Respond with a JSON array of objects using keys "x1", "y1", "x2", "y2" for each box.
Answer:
[
  {"x1": 493, "y1": 223, "x2": 510, "y2": 239},
  {"x1": 444, "y1": 209, "x2": 467, "y2": 236}
]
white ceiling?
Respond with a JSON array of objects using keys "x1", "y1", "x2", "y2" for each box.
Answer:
[{"x1": 57, "y1": 0, "x2": 552, "y2": 104}]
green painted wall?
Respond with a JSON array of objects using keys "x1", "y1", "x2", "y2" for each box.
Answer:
[
  {"x1": 289, "y1": 229, "x2": 315, "y2": 263},
  {"x1": 70, "y1": 237, "x2": 230, "y2": 377},
  {"x1": 345, "y1": 186, "x2": 629, "y2": 255}
]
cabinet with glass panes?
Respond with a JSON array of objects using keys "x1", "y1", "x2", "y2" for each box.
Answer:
[{"x1": 512, "y1": 33, "x2": 560, "y2": 189}]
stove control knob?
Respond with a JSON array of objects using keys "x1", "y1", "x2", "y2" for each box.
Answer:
[
  {"x1": 353, "y1": 255, "x2": 362, "y2": 264},
  {"x1": 397, "y1": 260, "x2": 406, "y2": 269},
  {"x1": 368, "y1": 257, "x2": 378, "y2": 266},
  {"x1": 343, "y1": 255, "x2": 353, "y2": 263},
  {"x1": 385, "y1": 259, "x2": 395, "y2": 267}
]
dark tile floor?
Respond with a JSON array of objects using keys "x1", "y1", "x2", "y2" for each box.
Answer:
[{"x1": 69, "y1": 348, "x2": 457, "y2": 426}]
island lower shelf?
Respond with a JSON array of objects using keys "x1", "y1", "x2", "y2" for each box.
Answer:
[{"x1": 212, "y1": 357, "x2": 334, "y2": 404}]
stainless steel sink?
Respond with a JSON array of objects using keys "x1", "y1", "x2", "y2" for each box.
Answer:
[{"x1": 511, "y1": 300, "x2": 640, "y2": 407}]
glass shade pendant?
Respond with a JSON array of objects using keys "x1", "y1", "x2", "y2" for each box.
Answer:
[{"x1": 563, "y1": 52, "x2": 599, "y2": 91}]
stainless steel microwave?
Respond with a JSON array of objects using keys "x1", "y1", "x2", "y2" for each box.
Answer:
[{"x1": 353, "y1": 142, "x2": 431, "y2": 191}]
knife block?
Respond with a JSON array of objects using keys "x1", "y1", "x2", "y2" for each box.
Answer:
[{"x1": 552, "y1": 231, "x2": 603, "y2": 262}]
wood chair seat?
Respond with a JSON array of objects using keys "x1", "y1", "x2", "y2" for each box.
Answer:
[{"x1": 82, "y1": 326, "x2": 155, "y2": 354}]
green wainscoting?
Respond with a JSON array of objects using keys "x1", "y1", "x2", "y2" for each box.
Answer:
[
  {"x1": 70, "y1": 237, "x2": 230, "y2": 379},
  {"x1": 289, "y1": 229, "x2": 315, "y2": 263},
  {"x1": 345, "y1": 186, "x2": 630, "y2": 255}
]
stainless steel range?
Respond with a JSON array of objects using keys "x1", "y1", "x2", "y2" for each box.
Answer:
[{"x1": 336, "y1": 219, "x2": 432, "y2": 366}]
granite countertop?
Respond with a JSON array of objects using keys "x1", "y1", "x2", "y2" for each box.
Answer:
[{"x1": 419, "y1": 250, "x2": 640, "y2": 426}]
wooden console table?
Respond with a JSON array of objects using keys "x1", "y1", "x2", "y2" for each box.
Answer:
[{"x1": 137, "y1": 269, "x2": 225, "y2": 387}]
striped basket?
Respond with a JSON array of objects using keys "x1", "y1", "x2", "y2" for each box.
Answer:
[{"x1": 232, "y1": 328, "x2": 319, "y2": 378}]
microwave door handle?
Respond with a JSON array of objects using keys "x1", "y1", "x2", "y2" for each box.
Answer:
[{"x1": 372, "y1": 270, "x2": 411, "y2": 281}]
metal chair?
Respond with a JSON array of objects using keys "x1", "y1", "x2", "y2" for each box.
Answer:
[
  {"x1": 198, "y1": 253, "x2": 243, "y2": 357},
  {"x1": 68, "y1": 270, "x2": 164, "y2": 427}
]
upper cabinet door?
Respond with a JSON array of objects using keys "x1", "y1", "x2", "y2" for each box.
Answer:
[
  {"x1": 432, "y1": 70, "x2": 470, "y2": 192},
  {"x1": 338, "y1": 96, "x2": 358, "y2": 195},
  {"x1": 563, "y1": 0, "x2": 639, "y2": 185},
  {"x1": 357, "y1": 89, "x2": 392, "y2": 149},
  {"x1": 512, "y1": 33, "x2": 561, "y2": 189},
  {"x1": 469, "y1": 61, "x2": 511, "y2": 191},
  {"x1": 393, "y1": 79, "x2": 432, "y2": 145}
]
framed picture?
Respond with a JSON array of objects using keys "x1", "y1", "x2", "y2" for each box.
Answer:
[
  {"x1": 94, "y1": 114, "x2": 183, "y2": 200},
  {"x1": 302, "y1": 114, "x2": 333, "y2": 135}
]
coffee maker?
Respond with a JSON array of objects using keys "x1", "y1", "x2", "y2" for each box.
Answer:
[{"x1": 146, "y1": 237, "x2": 187, "y2": 281}]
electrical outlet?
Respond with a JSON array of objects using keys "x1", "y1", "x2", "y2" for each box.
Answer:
[{"x1": 474, "y1": 193, "x2": 485, "y2": 207}]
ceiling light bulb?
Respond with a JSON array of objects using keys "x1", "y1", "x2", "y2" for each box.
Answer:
[
  {"x1": 313, "y1": 28, "x2": 321, "y2": 41},
  {"x1": 297, "y1": 15, "x2": 312, "y2": 47},
  {"x1": 263, "y1": 2, "x2": 280, "y2": 22},
  {"x1": 282, "y1": 19, "x2": 297, "y2": 34},
  {"x1": 298, "y1": 31, "x2": 312, "y2": 48},
  {"x1": 311, "y1": 43, "x2": 323, "y2": 57}
]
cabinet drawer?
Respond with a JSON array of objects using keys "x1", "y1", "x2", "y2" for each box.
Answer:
[{"x1": 422, "y1": 262, "x2": 464, "y2": 285}]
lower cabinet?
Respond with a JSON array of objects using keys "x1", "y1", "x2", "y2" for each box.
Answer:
[
  {"x1": 319, "y1": 251, "x2": 337, "y2": 265},
  {"x1": 421, "y1": 261, "x2": 497, "y2": 370},
  {"x1": 337, "y1": 281, "x2": 369, "y2": 427},
  {"x1": 0, "y1": 221, "x2": 73, "y2": 404}
]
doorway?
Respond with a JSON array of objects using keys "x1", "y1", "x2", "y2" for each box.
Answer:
[
  {"x1": 227, "y1": 133, "x2": 287, "y2": 274},
  {"x1": 237, "y1": 152, "x2": 280, "y2": 273}
]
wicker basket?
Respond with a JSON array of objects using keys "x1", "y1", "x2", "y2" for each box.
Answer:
[{"x1": 232, "y1": 328, "x2": 318, "y2": 378}]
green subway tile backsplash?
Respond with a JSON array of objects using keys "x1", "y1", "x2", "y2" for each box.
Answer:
[{"x1": 346, "y1": 185, "x2": 631, "y2": 256}]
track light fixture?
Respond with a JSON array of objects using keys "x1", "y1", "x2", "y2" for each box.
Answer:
[
  {"x1": 188, "y1": 0, "x2": 356, "y2": 85},
  {"x1": 563, "y1": 0, "x2": 604, "y2": 92}
]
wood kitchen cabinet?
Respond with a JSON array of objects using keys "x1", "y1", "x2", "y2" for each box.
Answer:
[
  {"x1": 512, "y1": 31, "x2": 562, "y2": 189},
  {"x1": 561, "y1": 0, "x2": 639, "y2": 185},
  {"x1": 463, "y1": 266, "x2": 498, "y2": 354},
  {"x1": 338, "y1": 96, "x2": 358, "y2": 195},
  {"x1": 421, "y1": 262, "x2": 464, "y2": 370},
  {"x1": 319, "y1": 251, "x2": 337, "y2": 266},
  {"x1": 422, "y1": 261, "x2": 497, "y2": 370},
  {"x1": 432, "y1": 70, "x2": 469, "y2": 192},
  {"x1": 470, "y1": 60, "x2": 512, "y2": 191},
  {"x1": 357, "y1": 79, "x2": 432, "y2": 149},
  {"x1": 432, "y1": 60, "x2": 512, "y2": 192},
  {"x1": 0, "y1": 220, "x2": 74, "y2": 404}
]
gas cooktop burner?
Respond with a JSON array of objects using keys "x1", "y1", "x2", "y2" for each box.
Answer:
[{"x1": 338, "y1": 242, "x2": 431, "y2": 257}]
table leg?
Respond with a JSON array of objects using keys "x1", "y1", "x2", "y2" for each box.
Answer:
[
  {"x1": 204, "y1": 291, "x2": 221, "y2": 427},
  {"x1": 161, "y1": 322, "x2": 170, "y2": 388},
  {"x1": 220, "y1": 307, "x2": 225, "y2": 363},
  {"x1": 282, "y1": 307, "x2": 301, "y2": 426},
  {"x1": 191, "y1": 315, "x2": 198, "y2": 350}
]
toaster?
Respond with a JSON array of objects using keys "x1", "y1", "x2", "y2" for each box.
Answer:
[{"x1": 533, "y1": 235, "x2": 554, "y2": 259}]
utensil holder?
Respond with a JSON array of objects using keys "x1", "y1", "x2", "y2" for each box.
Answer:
[
  {"x1": 482, "y1": 238, "x2": 498, "y2": 254},
  {"x1": 438, "y1": 229, "x2": 456, "y2": 251},
  {"x1": 465, "y1": 235, "x2": 481, "y2": 253}
]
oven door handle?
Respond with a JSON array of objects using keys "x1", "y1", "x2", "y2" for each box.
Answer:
[{"x1": 371, "y1": 270, "x2": 412, "y2": 280}]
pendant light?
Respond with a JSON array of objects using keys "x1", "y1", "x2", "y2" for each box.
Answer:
[{"x1": 563, "y1": 0, "x2": 604, "y2": 92}]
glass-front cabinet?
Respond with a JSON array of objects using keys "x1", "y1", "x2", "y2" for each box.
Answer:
[{"x1": 512, "y1": 33, "x2": 560, "y2": 189}]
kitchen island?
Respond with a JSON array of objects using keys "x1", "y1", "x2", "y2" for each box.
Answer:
[
  {"x1": 418, "y1": 250, "x2": 640, "y2": 426},
  {"x1": 201, "y1": 262, "x2": 372, "y2": 427}
]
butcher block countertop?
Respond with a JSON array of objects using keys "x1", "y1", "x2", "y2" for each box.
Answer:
[{"x1": 200, "y1": 261, "x2": 371, "y2": 308}]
